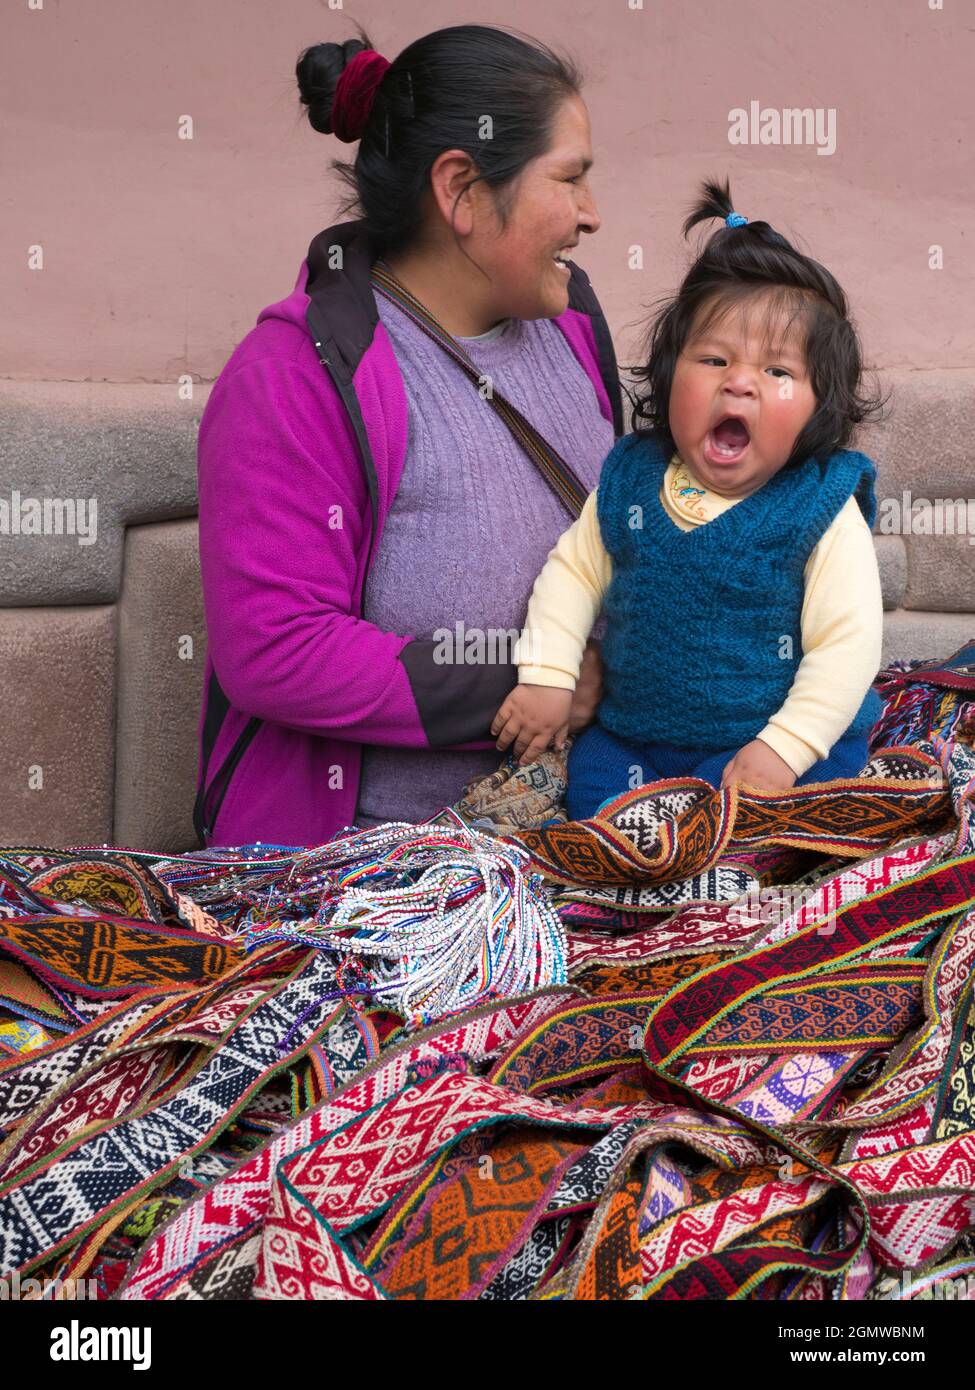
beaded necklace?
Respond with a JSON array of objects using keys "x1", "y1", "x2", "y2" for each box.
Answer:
[{"x1": 227, "y1": 813, "x2": 568, "y2": 1031}]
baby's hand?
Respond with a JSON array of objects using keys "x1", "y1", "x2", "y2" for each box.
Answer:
[
  {"x1": 720, "y1": 739, "x2": 797, "y2": 792},
  {"x1": 491, "y1": 684, "x2": 573, "y2": 765}
]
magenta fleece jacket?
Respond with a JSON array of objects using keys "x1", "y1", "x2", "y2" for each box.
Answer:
[{"x1": 194, "y1": 220, "x2": 623, "y2": 848}]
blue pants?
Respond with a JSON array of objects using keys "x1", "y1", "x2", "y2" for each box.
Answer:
[{"x1": 566, "y1": 720, "x2": 871, "y2": 822}]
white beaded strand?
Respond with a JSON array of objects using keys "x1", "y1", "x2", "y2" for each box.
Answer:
[{"x1": 243, "y1": 815, "x2": 567, "y2": 1026}]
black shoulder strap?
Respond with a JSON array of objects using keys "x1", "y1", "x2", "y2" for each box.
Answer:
[{"x1": 371, "y1": 261, "x2": 589, "y2": 518}]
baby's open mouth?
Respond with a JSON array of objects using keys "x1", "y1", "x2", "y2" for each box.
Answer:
[{"x1": 706, "y1": 416, "x2": 751, "y2": 462}]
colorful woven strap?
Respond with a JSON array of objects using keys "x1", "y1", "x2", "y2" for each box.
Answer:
[{"x1": 370, "y1": 260, "x2": 589, "y2": 519}]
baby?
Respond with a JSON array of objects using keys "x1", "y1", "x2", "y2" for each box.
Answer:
[{"x1": 491, "y1": 178, "x2": 886, "y2": 820}]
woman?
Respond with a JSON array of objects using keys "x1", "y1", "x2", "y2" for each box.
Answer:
[{"x1": 194, "y1": 23, "x2": 624, "y2": 847}]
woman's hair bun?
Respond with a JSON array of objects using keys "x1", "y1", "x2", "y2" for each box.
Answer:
[{"x1": 296, "y1": 35, "x2": 372, "y2": 136}]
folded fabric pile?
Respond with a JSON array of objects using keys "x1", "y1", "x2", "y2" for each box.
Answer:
[{"x1": 0, "y1": 645, "x2": 974, "y2": 1301}]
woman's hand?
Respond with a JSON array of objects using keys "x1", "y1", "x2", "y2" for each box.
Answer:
[
  {"x1": 720, "y1": 739, "x2": 797, "y2": 792},
  {"x1": 491, "y1": 684, "x2": 574, "y2": 765},
  {"x1": 568, "y1": 638, "x2": 603, "y2": 734}
]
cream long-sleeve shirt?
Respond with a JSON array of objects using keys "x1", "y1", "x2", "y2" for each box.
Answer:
[{"x1": 514, "y1": 454, "x2": 884, "y2": 776}]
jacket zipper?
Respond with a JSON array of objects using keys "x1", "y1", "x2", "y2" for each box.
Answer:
[{"x1": 309, "y1": 325, "x2": 381, "y2": 830}]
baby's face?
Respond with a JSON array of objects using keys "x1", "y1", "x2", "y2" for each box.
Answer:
[{"x1": 668, "y1": 292, "x2": 818, "y2": 498}]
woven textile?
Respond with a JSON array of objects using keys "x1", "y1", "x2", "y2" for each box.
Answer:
[
  {"x1": 0, "y1": 913, "x2": 241, "y2": 997},
  {"x1": 448, "y1": 746, "x2": 571, "y2": 833},
  {"x1": 0, "y1": 950, "x2": 346, "y2": 1274},
  {"x1": 1, "y1": 654, "x2": 975, "y2": 1298},
  {"x1": 511, "y1": 765, "x2": 951, "y2": 889}
]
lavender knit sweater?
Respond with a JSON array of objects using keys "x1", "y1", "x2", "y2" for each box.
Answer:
[{"x1": 355, "y1": 296, "x2": 615, "y2": 827}]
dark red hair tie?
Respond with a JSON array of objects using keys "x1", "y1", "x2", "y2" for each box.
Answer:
[{"x1": 331, "y1": 50, "x2": 391, "y2": 143}]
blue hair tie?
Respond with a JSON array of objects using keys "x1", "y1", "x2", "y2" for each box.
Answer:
[{"x1": 726, "y1": 211, "x2": 749, "y2": 228}]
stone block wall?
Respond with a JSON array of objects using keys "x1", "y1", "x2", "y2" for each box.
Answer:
[{"x1": 1, "y1": 369, "x2": 972, "y2": 852}]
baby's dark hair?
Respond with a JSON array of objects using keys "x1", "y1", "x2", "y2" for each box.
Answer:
[{"x1": 630, "y1": 178, "x2": 886, "y2": 466}]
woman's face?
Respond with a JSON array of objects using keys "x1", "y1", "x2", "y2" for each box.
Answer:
[{"x1": 469, "y1": 94, "x2": 602, "y2": 320}]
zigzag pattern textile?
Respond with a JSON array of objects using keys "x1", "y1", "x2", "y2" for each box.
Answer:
[{"x1": 0, "y1": 650, "x2": 974, "y2": 1299}]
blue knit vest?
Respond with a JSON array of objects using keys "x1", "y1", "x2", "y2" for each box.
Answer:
[{"x1": 596, "y1": 431, "x2": 882, "y2": 750}]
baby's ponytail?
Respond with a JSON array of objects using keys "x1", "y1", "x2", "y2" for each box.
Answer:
[
  {"x1": 682, "y1": 178, "x2": 744, "y2": 236},
  {"x1": 631, "y1": 177, "x2": 887, "y2": 466}
]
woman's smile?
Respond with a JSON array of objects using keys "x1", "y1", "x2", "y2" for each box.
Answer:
[{"x1": 552, "y1": 244, "x2": 576, "y2": 276}]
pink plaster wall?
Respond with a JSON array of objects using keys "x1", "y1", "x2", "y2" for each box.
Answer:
[{"x1": 3, "y1": 0, "x2": 971, "y2": 382}]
